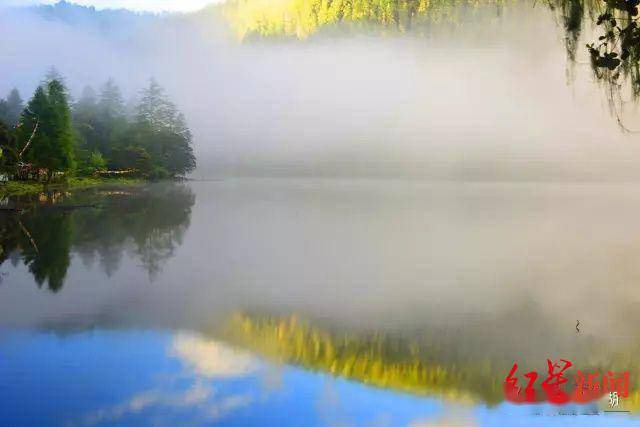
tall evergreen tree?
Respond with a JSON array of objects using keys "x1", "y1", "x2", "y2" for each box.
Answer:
[
  {"x1": 76, "y1": 86, "x2": 98, "y2": 115},
  {"x1": 134, "y1": 79, "x2": 196, "y2": 177},
  {"x1": 44, "y1": 67, "x2": 66, "y2": 86},
  {"x1": 18, "y1": 80, "x2": 75, "y2": 181},
  {"x1": 47, "y1": 79, "x2": 76, "y2": 178},
  {"x1": 5, "y1": 88, "x2": 25, "y2": 127},
  {"x1": 97, "y1": 78, "x2": 127, "y2": 156},
  {"x1": 136, "y1": 78, "x2": 175, "y2": 131},
  {"x1": 73, "y1": 86, "x2": 100, "y2": 154},
  {"x1": 99, "y1": 79, "x2": 125, "y2": 118}
]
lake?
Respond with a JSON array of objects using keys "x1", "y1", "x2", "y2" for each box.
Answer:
[{"x1": 1, "y1": 179, "x2": 640, "y2": 426}]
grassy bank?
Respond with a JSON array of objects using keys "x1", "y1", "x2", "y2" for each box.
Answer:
[{"x1": 0, "y1": 177, "x2": 145, "y2": 197}]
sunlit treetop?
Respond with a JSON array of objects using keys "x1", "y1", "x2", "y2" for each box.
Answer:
[{"x1": 223, "y1": 0, "x2": 506, "y2": 39}]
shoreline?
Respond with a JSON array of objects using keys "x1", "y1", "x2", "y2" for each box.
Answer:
[{"x1": 0, "y1": 177, "x2": 146, "y2": 197}]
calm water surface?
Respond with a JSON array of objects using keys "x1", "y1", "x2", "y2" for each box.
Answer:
[{"x1": 1, "y1": 179, "x2": 640, "y2": 426}]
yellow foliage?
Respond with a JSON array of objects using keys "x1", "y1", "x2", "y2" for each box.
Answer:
[
  {"x1": 223, "y1": 0, "x2": 507, "y2": 39},
  {"x1": 222, "y1": 313, "x2": 502, "y2": 404},
  {"x1": 222, "y1": 312, "x2": 640, "y2": 410}
]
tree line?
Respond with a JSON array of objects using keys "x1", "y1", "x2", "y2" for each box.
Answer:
[
  {"x1": 223, "y1": 312, "x2": 504, "y2": 404},
  {"x1": 0, "y1": 184, "x2": 195, "y2": 292},
  {"x1": 0, "y1": 69, "x2": 196, "y2": 182},
  {"x1": 223, "y1": 0, "x2": 498, "y2": 39}
]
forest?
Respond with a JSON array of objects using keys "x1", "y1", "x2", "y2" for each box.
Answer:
[
  {"x1": 222, "y1": 0, "x2": 496, "y2": 39},
  {"x1": 0, "y1": 69, "x2": 196, "y2": 183}
]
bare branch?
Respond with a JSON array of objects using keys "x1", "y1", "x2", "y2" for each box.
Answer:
[
  {"x1": 19, "y1": 119, "x2": 39, "y2": 159},
  {"x1": 18, "y1": 218, "x2": 39, "y2": 255}
]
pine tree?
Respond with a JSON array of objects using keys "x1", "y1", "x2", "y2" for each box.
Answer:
[
  {"x1": 135, "y1": 79, "x2": 196, "y2": 177},
  {"x1": 73, "y1": 86, "x2": 100, "y2": 158},
  {"x1": 47, "y1": 79, "x2": 76, "y2": 178},
  {"x1": 5, "y1": 88, "x2": 25, "y2": 127},
  {"x1": 99, "y1": 78, "x2": 126, "y2": 119},
  {"x1": 5, "y1": 72, "x2": 198, "y2": 181},
  {"x1": 44, "y1": 66, "x2": 66, "y2": 87},
  {"x1": 18, "y1": 80, "x2": 75, "y2": 181},
  {"x1": 136, "y1": 78, "x2": 175, "y2": 131},
  {"x1": 76, "y1": 86, "x2": 98, "y2": 114},
  {"x1": 162, "y1": 112, "x2": 196, "y2": 176},
  {"x1": 19, "y1": 86, "x2": 51, "y2": 175},
  {"x1": 97, "y1": 78, "x2": 127, "y2": 156}
]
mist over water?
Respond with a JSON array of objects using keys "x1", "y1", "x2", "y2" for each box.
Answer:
[
  {"x1": 4, "y1": 2, "x2": 640, "y2": 424},
  {"x1": 2, "y1": 179, "x2": 640, "y2": 360},
  {"x1": 2, "y1": 2, "x2": 640, "y2": 181}
]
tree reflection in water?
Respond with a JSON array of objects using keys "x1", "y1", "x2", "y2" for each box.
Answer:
[
  {"x1": 221, "y1": 312, "x2": 640, "y2": 409},
  {"x1": 0, "y1": 184, "x2": 195, "y2": 292}
]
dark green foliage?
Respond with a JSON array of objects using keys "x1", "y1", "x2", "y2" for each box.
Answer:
[
  {"x1": 0, "y1": 121, "x2": 19, "y2": 175},
  {"x1": 76, "y1": 150, "x2": 107, "y2": 176},
  {"x1": 73, "y1": 82, "x2": 127, "y2": 175},
  {"x1": 18, "y1": 86, "x2": 52, "y2": 171},
  {"x1": 0, "y1": 121, "x2": 12, "y2": 149},
  {"x1": 133, "y1": 79, "x2": 196, "y2": 178},
  {"x1": 21, "y1": 211, "x2": 72, "y2": 292},
  {"x1": 47, "y1": 80, "x2": 76, "y2": 175},
  {"x1": 10, "y1": 70, "x2": 196, "y2": 181},
  {"x1": 18, "y1": 80, "x2": 76, "y2": 181},
  {"x1": 72, "y1": 77, "x2": 196, "y2": 179},
  {"x1": 0, "y1": 100, "x2": 7, "y2": 125},
  {"x1": 109, "y1": 145, "x2": 153, "y2": 177}
]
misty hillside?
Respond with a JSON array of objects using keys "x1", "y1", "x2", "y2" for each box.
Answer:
[
  {"x1": 34, "y1": 0, "x2": 154, "y2": 28},
  {"x1": 24, "y1": 1, "x2": 227, "y2": 42}
]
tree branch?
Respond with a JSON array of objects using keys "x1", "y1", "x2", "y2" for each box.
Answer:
[{"x1": 19, "y1": 119, "x2": 39, "y2": 159}]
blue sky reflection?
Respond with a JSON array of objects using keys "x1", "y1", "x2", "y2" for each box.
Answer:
[{"x1": 0, "y1": 331, "x2": 638, "y2": 426}]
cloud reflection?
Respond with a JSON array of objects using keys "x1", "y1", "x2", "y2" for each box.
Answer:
[
  {"x1": 82, "y1": 381, "x2": 212, "y2": 425},
  {"x1": 171, "y1": 332, "x2": 258, "y2": 378},
  {"x1": 80, "y1": 333, "x2": 257, "y2": 426}
]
